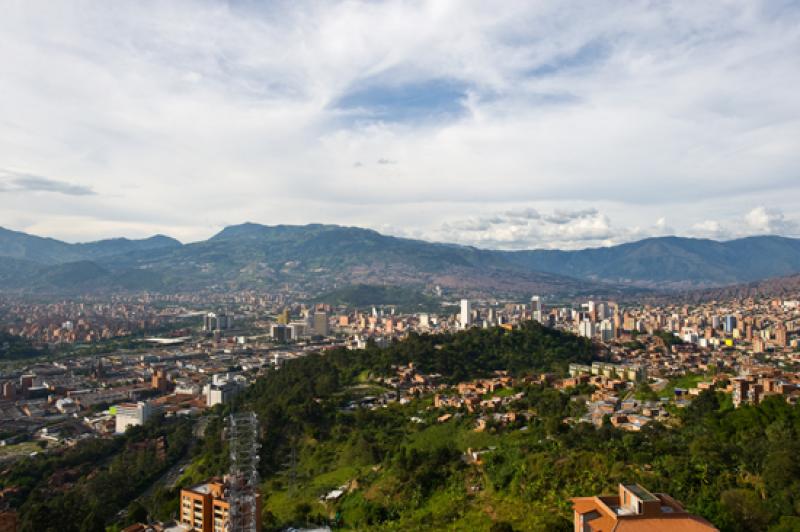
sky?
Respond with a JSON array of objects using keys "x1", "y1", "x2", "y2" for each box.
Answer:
[{"x1": 1, "y1": 0, "x2": 799, "y2": 249}]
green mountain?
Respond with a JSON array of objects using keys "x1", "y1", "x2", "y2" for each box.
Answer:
[
  {"x1": 505, "y1": 235, "x2": 800, "y2": 288},
  {"x1": 1, "y1": 223, "x2": 800, "y2": 295},
  {"x1": 106, "y1": 223, "x2": 608, "y2": 297},
  {"x1": 0, "y1": 226, "x2": 181, "y2": 264}
]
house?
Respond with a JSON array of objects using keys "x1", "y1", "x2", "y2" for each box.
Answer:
[{"x1": 571, "y1": 483, "x2": 718, "y2": 531}]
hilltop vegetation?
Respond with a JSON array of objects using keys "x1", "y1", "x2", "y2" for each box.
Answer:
[{"x1": 0, "y1": 331, "x2": 46, "y2": 360}]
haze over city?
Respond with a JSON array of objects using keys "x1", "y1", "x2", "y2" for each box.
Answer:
[{"x1": 1, "y1": 1, "x2": 799, "y2": 248}]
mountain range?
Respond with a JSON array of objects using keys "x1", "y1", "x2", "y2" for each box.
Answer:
[{"x1": 1, "y1": 223, "x2": 800, "y2": 297}]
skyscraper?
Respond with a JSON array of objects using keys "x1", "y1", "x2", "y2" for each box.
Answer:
[
  {"x1": 460, "y1": 299, "x2": 471, "y2": 329},
  {"x1": 531, "y1": 295, "x2": 542, "y2": 323}
]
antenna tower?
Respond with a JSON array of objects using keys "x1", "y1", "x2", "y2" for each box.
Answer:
[{"x1": 226, "y1": 411, "x2": 260, "y2": 532}]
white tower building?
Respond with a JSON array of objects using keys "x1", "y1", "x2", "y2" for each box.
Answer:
[{"x1": 460, "y1": 299, "x2": 472, "y2": 329}]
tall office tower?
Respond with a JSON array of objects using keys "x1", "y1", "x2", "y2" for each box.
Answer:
[
  {"x1": 723, "y1": 315, "x2": 737, "y2": 334},
  {"x1": 531, "y1": 295, "x2": 542, "y2": 322},
  {"x1": 460, "y1": 299, "x2": 472, "y2": 329},
  {"x1": 313, "y1": 311, "x2": 329, "y2": 337}
]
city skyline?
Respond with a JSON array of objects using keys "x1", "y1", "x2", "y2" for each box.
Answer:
[{"x1": 1, "y1": 1, "x2": 799, "y2": 249}]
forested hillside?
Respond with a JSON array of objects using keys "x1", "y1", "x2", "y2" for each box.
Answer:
[{"x1": 169, "y1": 324, "x2": 799, "y2": 531}]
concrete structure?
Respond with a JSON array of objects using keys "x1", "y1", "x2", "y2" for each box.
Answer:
[{"x1": 114, "y1": 401, "x2": 154, "y2": 434}]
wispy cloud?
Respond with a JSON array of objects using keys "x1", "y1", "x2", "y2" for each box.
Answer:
[{"x1": 0, "y1": 170, "x2": 96, "y2": 196}]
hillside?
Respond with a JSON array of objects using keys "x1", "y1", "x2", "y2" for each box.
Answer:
[
  {"x1": 1, "y1": 224, "x2": 799, "y2": 295},
  {"x1": 0, "y1": 227, "x2": 181, "y2": 265},
  {"x1": 671, "y1": 273, "x2": 800, "y2": 303},
  {"x1": 0, "y1": 224, "x2": 610, "y2": 297},
  {"x1": 504, "y1": 235, "x2": 800, "y2": 288}
]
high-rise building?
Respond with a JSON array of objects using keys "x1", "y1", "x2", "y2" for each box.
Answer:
[
  {"x1": 600, "y1": 319, "x2": 615, "y2": 342},
  {"x1": 270, "y1": 324, "x2": 291, "y2": 342},
  {"x1": 531, "y1": 296, "x2": 542, "y2": 323},
  {"x1": 460, "y1": 299, "x2": 471, "y2": 329},
  {"x1": 723, "y1": 315, "x2": 737, "y2": 334},
  {"x1": 775, "y1": 324, "x2": 788, "y2": 348},
  {"x1": 313, "y1": 311, "x2": 329, "y2": 336},
  {"x1": 204, "y1": 312, "x2": 234, "y2": 332},
  {"x1": 579, "y1": 319, "x2": 594, "y2": 339}
]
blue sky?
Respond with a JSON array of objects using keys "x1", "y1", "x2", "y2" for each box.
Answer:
[{"x1": 0, "y1": 1, "x2": 799, "y2": 249}]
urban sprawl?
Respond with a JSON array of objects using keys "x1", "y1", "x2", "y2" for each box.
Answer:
[{"x1": 1, "y1": 290, "x2": 798, "y2": 531}]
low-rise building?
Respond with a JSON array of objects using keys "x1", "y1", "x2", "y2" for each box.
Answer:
[{"x1": 571, "y1": 483, "x2": 717, "y2": 531}]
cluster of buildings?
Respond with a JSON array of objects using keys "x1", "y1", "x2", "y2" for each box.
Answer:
[
  {"x1": 0, "y1": 331, "x2": 332, "y2": 456},
  {"x1": 0, "y1": 297, "x2": 194, "y2": 346}
]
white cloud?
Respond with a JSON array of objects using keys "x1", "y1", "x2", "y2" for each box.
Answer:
[
  {"x1": 433, "y1": 207, "x2": 614, "y2": 249},
  {"x1": 0, "y1": 1, "x2": 798, "y2": 244},
  {"x1": 745, "y1": 206, "x2": 798, "y2": 235}
]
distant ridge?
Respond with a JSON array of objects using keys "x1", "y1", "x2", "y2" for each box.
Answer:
[
  {"x1": 674, "y1": 273, "x2": 800, "y2": 303},
  {"x1": 0, "y1": 223, "x2": 798, "y2": 295},
  {"x1": 505, "y1": 235, "x2": 800, "y2": 288},
  {"x1": 0, "y1": 226, "x2": 181, "y2": 264}
]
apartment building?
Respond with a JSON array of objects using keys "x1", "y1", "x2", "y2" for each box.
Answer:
[{"x1": 179, "y1": 479, "x2": 261, "y2": 532}]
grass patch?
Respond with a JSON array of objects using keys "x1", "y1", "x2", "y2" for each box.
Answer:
[{"x1": 659, "y1": 374, "x2": 711, "y2": 398}]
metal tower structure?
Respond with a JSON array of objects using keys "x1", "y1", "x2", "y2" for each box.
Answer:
[{"x1": 226, "y1": 411, "x2": 260, "y2": 532}]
